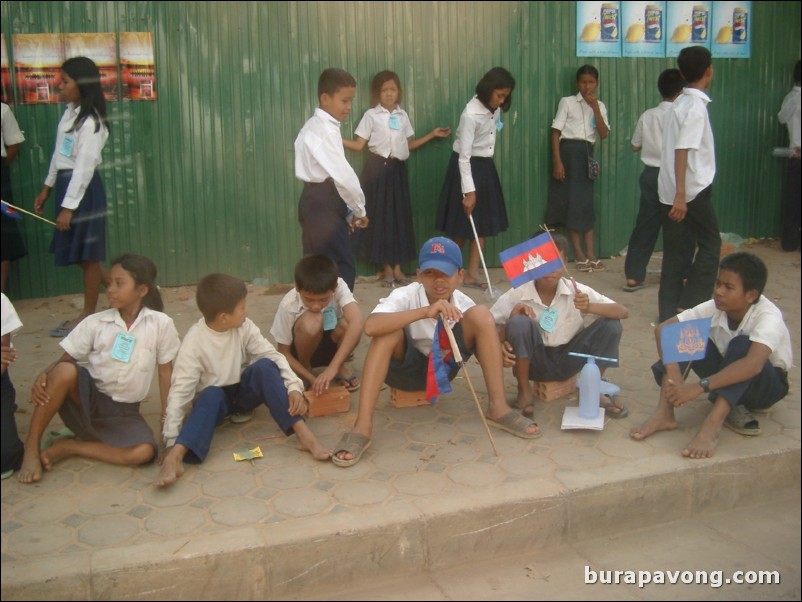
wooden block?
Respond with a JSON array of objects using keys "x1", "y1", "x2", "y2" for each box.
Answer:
[
  {"x1": 390, "y1": 388, "x2": 430, "y2": 408},
  {"x1": 306, "y1": 386, "x2": 350, "y2": 418},
  {"x1": 531, "y1": 375, "x2": 577, "y2": 402}
]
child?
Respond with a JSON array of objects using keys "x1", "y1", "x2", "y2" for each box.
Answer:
[
  {"x1": 18, "y1": 254, "x2": 180, "y2": 484},
  {"x1": 631, "y1": 253, "x2": 792, "y2": 459},
  {"x1": 332, "y1": 236, "x2": 540, "y2": 468},
  {"x1": 1, "y1": 99, "x2": 26, "y2": 293},
  {"x1": 544, "y1": 65, "x2": 610, "y2": 272},
  {"x1": 33, "y1": 57, "x2": 110, "y2": 336},
  {"x1": 777, "y1": 60, "x2": 800, "y2": 251},
  {"x1": 1, "y1": 293, "x2": 24, "y2": 479},
  {"x1": 295, "y1": 68, "x2": 368, "y2": 292},
  {"x1": 271, "y1": 255, "x2": 363, "y2": 395},
  {"x1": 624, "y1": 69, "x2": 696, "y2": 293},
  {"x1": 344, "y1": 70, "x2": 451, "y2": 287},
  {"x1": 657, "y1": 46, "x2": 721, "y2": 323},
  {"x1": 156, "y1": 273, "x2": 330, "y2": 487},
  {"x1": 491, "y1": 232, "x2": 628, "y2": 419},
  {"x1": 435, "y1": 67, "x2": 515, "y2": 289}
]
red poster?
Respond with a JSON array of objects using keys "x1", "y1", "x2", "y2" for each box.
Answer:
[
  {"x1": 1, "y1": 35, "x2": 12, "y2": 103},
  {"x1": 12, "y1": 34, "x2": 64, "y2": 104},
  {"x1": 120, "y1": 32, "x2": 156, "y2": 101}
]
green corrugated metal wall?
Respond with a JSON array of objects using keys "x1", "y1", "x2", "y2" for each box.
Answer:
[{"x1": 2, "y1": 1, "x2": 800, "y2": 299}]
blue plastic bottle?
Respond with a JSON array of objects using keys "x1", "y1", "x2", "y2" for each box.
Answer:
[{"x1": 578, "y1": 357, "x2": 601, "y2": 419}]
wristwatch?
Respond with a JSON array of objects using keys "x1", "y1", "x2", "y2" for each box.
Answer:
[{"x1": 700, "y1": 378, "x2": 710, "y2": 393}]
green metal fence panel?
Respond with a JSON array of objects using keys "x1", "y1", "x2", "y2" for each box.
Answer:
[{"x1": 2, "y1": 1, "x2": 800, "y2": 299}]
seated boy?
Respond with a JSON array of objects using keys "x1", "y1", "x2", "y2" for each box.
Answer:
[
  {"x1": 631, "y1": 252, "x2": 792, "y2": 459},
  {"x1": 332, "y1": 237, "x2": 540, "y2": 468},
  {"x1": 270, "y1": 255, "x2": 363, "y2": 396},
  {"x1": 491, "y1": 232, "x2": 629, "y2": 420},
  {"x1": 155, "y1": 274, "x2": 331, "y2": 487}
]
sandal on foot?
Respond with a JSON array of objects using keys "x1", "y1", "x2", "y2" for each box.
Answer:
[
  {"x1": 229, "y1": 410, "x2": 254, "y2": 424},
  {"x1": 40, "y1": 427, "x2": 76, "y2": 450},
  {"x1": 576, "y1": 260, "x2": 592, "y2": 273},
  {"x1": 623, "y1": 281, "x2": 646, "y2": 292},
  {"x1": 600, "y1": 395, "x2": 629, "y2": 419},
  {"x1": 394, "y1": 277, "x2": 414, "y2": 286},
  {"x1": 331, "y1": 432, "x2": 372, "y2": 467},
  {"x1": 381, "y1": 278, "x2": 396, "y2": 288},
  {"x1": 589, "y1": 260, "x2": 606, "y2": 272},
  {"x1": 724, "y1": 405, "x2": 761, "y2": 436},
  {"x1": 336, "y1": 373, "x2": 361, "y2": 392},
  {"x1": 487, "y1": 411, "x2": 541, "y2": 439}
]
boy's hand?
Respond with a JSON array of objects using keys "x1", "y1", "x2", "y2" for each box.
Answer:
[
  {"x1": 664, "y1": 378, "x2": 699, "y2": 407},
  {"x1": 432, "y1": 127, "x2": 451, "y2": 138},
  {"x1": 1, "y1": 345, "x2": 16, "y2": 374},
  {"x1": 501, "y1": 341, "x2": 516, "y2": 367},
  {"x1": 288, "y1": 391, "x2": 308, "y2": 416},
  {"x1": 352, "y1": 215, "x2": 369, "y2": 230},
  {"x1": 510, "y1": 303, "x2": 535, "y2": 320},
  {"x1": 31, "y1": 372, "x2": 51, "y2": 406},
  {"x1": 669, "y1": 195, "x2": 687, "y2": 222},
  {"x1": 426, "y1": 299, "x2": 463, "y2": 323},
  {"x1": 573, "y1": 292, "x2": 590, "y2": 313},
  {"x1": 312, "y1": 367, "x2": 338, "y2": 396}
]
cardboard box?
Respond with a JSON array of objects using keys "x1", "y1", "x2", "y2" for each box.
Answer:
[{"x1": 306, "y1": 386, "x2": 350, "y2": 417}]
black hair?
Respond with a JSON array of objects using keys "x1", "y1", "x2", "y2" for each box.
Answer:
[
  {"x1": 369, "y1": 70, "x2": 403, "y2": 107},
  {"x1": 718, "y1": 252, "x2": 767, "y2": 303},
  {"x1": 294, "y1": 255, "x2": 339, "y2": 294},
  {"x1": 111, "y1": 254, "x2": 164, "y2": 312},
  {"x1": 318, "y1": 68, "x2": 357, "y2": 98},
  {"x1": 532, "y1": 229, "x2": 569, "y2": 257},
  {"x1": 62, "y1": 56, "x2": 109, "y2": 133},
  {"x1": 657, "y1": 68, "x2": 685, "y2": 100},
  {"x1": 677, "y1": 46, "x2": 712, "y2": 85},
  {"x1": 576, "y1": 65, "x2": 600, "y2": 82},
  {"x1": 196, "y1": 273, "x2": 247, "y2": 322},
  {"x1": 475, "y1": 67, "x2": 515, "y2": 113},
  {"x1": 794, "y1": 60, "x2": 801, "y2": 85}
]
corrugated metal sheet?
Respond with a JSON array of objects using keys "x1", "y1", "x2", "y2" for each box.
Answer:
[{"x1": 2, "y1": 1, "x2": 800, "y2": 299}]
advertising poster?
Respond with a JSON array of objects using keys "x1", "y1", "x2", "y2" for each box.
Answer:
[
  {"x1": 622, "y1": 1, "x2": 667, "y2": 58},
  {"x1": 711, "y1": 1, "x2": 752, "y2": 58},
  {"x1": 120, "y1": 32, "x2": 156, "y2": 101},
  {"x1": 666, "y1": 1, "x2": 712, "y2": 57},
  {"x1": 12, "y1": 33, "x2": 64, "y2": 104},
  {"x1": 1, "y1": 35, "x2": 12, "y2": 103},
  {"x1": 577, "y1": 1, "x2": 622, "y2": 58},
  {"x1": 64, "y1": 33, "x2": 118, "y2": 101}
]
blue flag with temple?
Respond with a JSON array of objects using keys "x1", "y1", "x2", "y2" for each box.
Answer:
[
  {"x1": 426, "y1": 318, "x2": 456, "y2": 404},
  {"x1": 661, "y1": 318, "x2": 712, "y2": 365},
  {"x1": 499, "y1": 232, "x2": 563, "y2": 288}
]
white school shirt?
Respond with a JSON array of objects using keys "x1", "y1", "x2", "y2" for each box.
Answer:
[
  {"x1": 551, "y1": 93, "x2": 610, "y2": 143},
  {"x1": 270, "y1": 278, "x2": 357, "y2": 346},
  {"x1": 163, "y1": 317, "x2": 304, "y2": 446},
  {"x1": 490, "y1": 277, "x2": 616, "y2": 348},
  {"x1": 678, "y1": 297, "x2": 792, "y2": 372},
  {"x1": 453, "y1": 97, "x2": 502, "y2": 194},
  {"x1": 658, "y1": 88, "x2": 715, "y2": 206},
  {"x1": 1, "y1": 103, "x2": 25, "y2": 158},
  {"x1": 44, "y1": 103, "x2": 109, "y2": 210},
  {"x1": 778, "y1": 85, "x2": 801, "y2": 149},
  {"x1": 294, "y1": 108, "x2": 366, "y2": 218},
  {"x1": 60, "y1": 307, "x2": 181, "y2": 404},
  {"x1": 371, "y1": 283, "x2": 475, "y2": 356},
  {"x1": 631, "y1": 101, "x2": 672, "y2": 168},
  {"x1": 1, "y1": 293, "x2": 23, "y2": 340},
  {"x1": 354, "y1": 105, "x2": 415, "y2": 161}
]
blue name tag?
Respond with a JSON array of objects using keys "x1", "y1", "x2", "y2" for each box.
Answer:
[
  {"x1": 388, "y1": 114, "x2": 401, "y2": 130},
  {"x1": 59, "y1": 134, "x2": 75, "y2": 157},
  {"x1": 322, "y1": 307, "x2": 337, "y2": 331},
  {"x1": 495, "y1": 119, "x2": 504, "y2": 132},
  {"x1": 111, "y1": 332, "x2": 136, "y2": 363},
  {"x1": 539, "y1": 307, "x2": 558, "y2": 333}
]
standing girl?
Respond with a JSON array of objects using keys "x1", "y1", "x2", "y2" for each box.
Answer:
[
  {"x1": 18, "y1": 254, "x2": 181, "y2": 484},
  {"x1": 436, "y1": 67, "x2": 515, "y2": 289},
  {"x1": 1, "y1": 99, "x2": 27, "y2": 293},
  {"x1": 344, "y1": 70, "x2": 451, "y2": 287},
  {"x1": 34, "y1": 57, "x2": 110, "y2": 336},
  {"x1": 545, "y1": 65, "x2": 610, "y2": 272}
]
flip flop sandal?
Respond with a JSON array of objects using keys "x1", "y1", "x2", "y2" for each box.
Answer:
[
  {"x1": 229, "y1": 410, "x2": 254, "y2": 424},
  {"x1": 600, "y1": 395, "x2": 629, "y2": 419},
  {"x1": 380, "y1": 278, "x2": 396, "y2": 288},
  {"x1": 337, "y1": 374, "x2": 361, "y2": 392},
  {"x1": 331, "y1": 432, "x2": 372, "y2": 467},
  {"x1": 589, "y1": 260, "x2": 606, "y2": 272},
  {"x1": 49, "y1": 321, "x2": 73, "y2": 337},
  {"x1": 623, "y1": 282, "x2": 646, "y2": 292},
  {"x1": 576, "y1": 260, "x2": 592, "y2": 272},
  {"x1": 394, "y1": 277, "x2": 414, "y2": 286},
  {"x1": 724, "y1": 405, "x2": 761, "y2": 436},
  {"x1": 40, "y1": 427, "x2": 76, "y2": 450},
  {"x1": 486, "y1": 411, "x2": 542, "y2": 439}
]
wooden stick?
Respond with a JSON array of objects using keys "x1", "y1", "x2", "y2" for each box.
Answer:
[
  {"x1": 1, "y1": 200, "x2": 57, "y2": 226},
  {"x1": 468, "y1": 213, "x2": 495, "y2": 298},
  {"x1": 441, "y1": 318, "x2": 499, "y2": 456}
]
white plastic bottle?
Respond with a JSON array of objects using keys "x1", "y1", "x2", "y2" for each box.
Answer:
[{"x1": 578, "y1": 357, "x2": 601, "y2": 419}]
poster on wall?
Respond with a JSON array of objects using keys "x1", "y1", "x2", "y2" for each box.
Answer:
[
  {"x1": 577, "y1": 1, "x2": 622, "y2": 58},
  {"x1": 711, "y1": 1, "x2": 751, "y2": 58},
  {"x1": 12, "y1": 33, "x2": 64, "y2": 104},
  {"x1": 120, "y1": 32, "x2": 156, "y2": 101},
  {"x1": 1, "y1": 35, "x2": 12, "y2": 103},
  {"x1": 63, "y1": 33, "x2": 118, "y2": 101},
  {"x1": 622, "y1": 1, "x2": 667, "y2": 58},
  {"x1": 666, "y1": 1, "x2": 712, "y2": 58}
]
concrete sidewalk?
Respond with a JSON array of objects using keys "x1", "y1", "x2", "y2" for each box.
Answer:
[{"x1": 1, "y1": 241, "x2": 800, "y2": 600}]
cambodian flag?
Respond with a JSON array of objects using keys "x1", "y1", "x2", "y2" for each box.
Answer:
[
  {"x1": 1, "y1": 201, "x2": 22, "y2": 220},
  {"x1": 499, "y1": 233, "x2": 562, "y2": 288},
  {"x1": 426, "y1": 318, "x2": 457, "y2": 404},
  {"x1": 661, "y1": 318, "x2": 712, "y2": 365}
]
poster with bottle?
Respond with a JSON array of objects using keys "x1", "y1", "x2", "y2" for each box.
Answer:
[
  {"x1": 1, "y1": 35, "x2": 12, "y2": 104},
  {"x1": 12, "y1": 34, "x2": 65, "y2": 104},
  {"x1": 577, "y1": 1, "x2": 622, "y2": 58},
  {"x1": 666, "y1": 1, "x2": 712, "y2": 58},
  {"x1": 622, "y1": 1, "x2": 666, "y2": 58},
  {"x1": 63, "y1": 33, "x2": 118, "y2": 101},
  {"x1": 711, "y1": 1, "x2": 751, "y2": 58},
  {"x1": 120, "y1": 32, "x2": 156, "y2": 101}
]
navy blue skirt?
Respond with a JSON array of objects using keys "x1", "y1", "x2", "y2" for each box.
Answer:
[
  {"x1": 545, "y1": 139, "x2": 595, "y2": 232},
  {"x1": 356, "y1": 152, "x2": 417, "y2": 265},
  {"x1": 0, "y1": 162, "x2": 26, "y2": 263},
  {"x1": 436, "y1": 151, "x2": 508, "y2": 239},
  {"x1": 50, "y1": 170, "x2": 107, "y2": 266}
]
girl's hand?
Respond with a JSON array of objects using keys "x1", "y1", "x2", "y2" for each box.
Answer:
[
  {"x1": 288, "y1": 391, "x2": 308, "y2": 416},
  {"x1": 501, "y1": 341, "x2": 516, "y2": 367},
  {"x1": 462, "y1": 192, "x2": 476, "y2": 215},
  {"x1": 34, "y1": 189, "x2": 50, "y2": 214},
  {"x1": 432, "y1": 127, "x2": 451, "y2": 138},
  {"x1": 1, "y1": 345, "x2": 16, "y2": 374},
  {"x1": 552, "y1": 161, "x2": 566, "y2": 182},
  {"x1": 56, "y1": 208, "x2": 73, "y2": 231},
  {"x1": 582, "y1": 91, "x2": 599, "y2": 107},
  {"x1": 425, "y1": 299, "x2": 463, "y2": 323},
  {"x1": 31, "y1": 372, "x2": 51, "y2": 406}
]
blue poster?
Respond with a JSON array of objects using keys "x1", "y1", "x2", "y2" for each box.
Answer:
[
  {"x1": 622, "y1": 1, "x2": 667, "y2": 58},
  {"x1": 577, "y1": 1, "x2": 622, "y2": 58},
  {"x1": 666, "y1": 1, "x2": 712, "y2": 58},
  {"x1": 711, "y1": 1, "x2": 752, "y2": 58}
]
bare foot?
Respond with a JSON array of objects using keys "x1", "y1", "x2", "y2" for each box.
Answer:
[
  {"x1": 630, "y1": 412, "x2": 678, "y2": 441},
  {"x1": 40, "y1": 438, "x2": 75, "y2": 470},
  {"x1": 18, "y1": 447, "x2": 43, "y2": 484},
  {"x1": 682, "y1": 415, "x2": 721, "y2": 459},
  {"x1": 153, "y1": 449, "x2": 185, "y2": 487},
  {"x1": 294, "y1": 422, "x2": 333, "y2": 461}
]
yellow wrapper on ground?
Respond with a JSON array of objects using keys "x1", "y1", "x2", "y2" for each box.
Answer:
[{"x1": 234, "y1": 447, "x2": 264, "y2": 461}]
